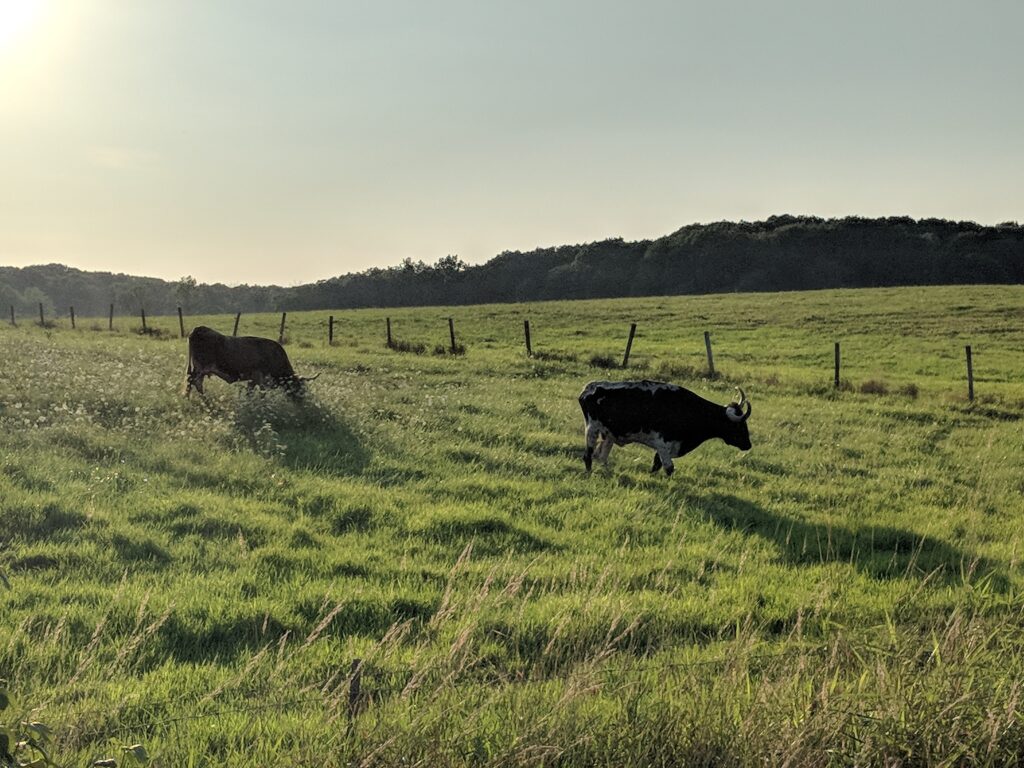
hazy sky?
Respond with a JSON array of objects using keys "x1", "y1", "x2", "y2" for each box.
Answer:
[{"x1": 1, "y1": 1, "x2": 1021, "y2": 285}]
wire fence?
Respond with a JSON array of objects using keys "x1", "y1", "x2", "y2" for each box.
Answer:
[{"x1": 4, "y1": 301, "x2": 999, "y2": 403}]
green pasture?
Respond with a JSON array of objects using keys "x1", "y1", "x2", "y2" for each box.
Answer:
[{"x1": 1, "y1": 285, "x2": 1023, "y2": 766}]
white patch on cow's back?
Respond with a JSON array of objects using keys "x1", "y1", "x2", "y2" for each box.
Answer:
[{"x1": 580, "y1": 380, "x2": 681, "y2": 400}]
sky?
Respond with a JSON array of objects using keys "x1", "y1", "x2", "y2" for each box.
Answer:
[{"x1": 1, "y1": 0, "x2": 1021, "y2": 286}]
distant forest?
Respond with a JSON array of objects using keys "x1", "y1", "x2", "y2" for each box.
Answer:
[{"x1": 2, "y1": 216, "x2": 1023, "y2": 318}]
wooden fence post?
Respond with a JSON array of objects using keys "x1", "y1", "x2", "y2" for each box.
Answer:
[
  {"x1": 233, "y1": 312, "x2": 241, "y2": 336},
  {"x1": 347, "y1": 658, "x2": 363, "y2": 726},
  {"x1": 109, "y1": 303, "x2": 114, "y2": 331},
  {"x1": 386, "y1": 317, "x2": 392, "y2": 348},
  {"x1": 448, "y1": 317, "x2": 457, "y2": 353},
  {"x1": 523, "y1": 319, "x2": 532, "y2": 357},
  {"x1": 70, "y1": 306, "x2": 76, "y2": 330},
  {"x1": 834, "y1": 342, "x2": 841, "y2": 389},
  {"x1": 38, "y1": 302, "x2": 44, "y2": 326},
  {"x1": 966, "y1": 345, "x2": 974, "y2": 401},
  {"x1": 704, "y1": 331, "x2": 715, "y2": 377},
  {"x1": 622, "y1": 323, "x2": 637, "y2": 368},
  {"x1": 140, "y1": 308, "x2": 147, "y2": 333},
  {"x1": 9, "y1": 306, "x2": 15, "y2": 326},
  {"x1": 328, "y1": 315, "x2": 334, "y2": 345},
  {"x1": 279, "y1": 312, "x2": 287, "y2": 344},
  {"x1": 177, "y1": 307, "x2": 185, "y2": 338}
]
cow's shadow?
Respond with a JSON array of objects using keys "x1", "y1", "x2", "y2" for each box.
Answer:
[
  {"x1": 692, "y1": 492, "x2": 1009, "y2": 592},
  {"x1": 236, "y1": 395, "x2": 371, "y2": 476}
]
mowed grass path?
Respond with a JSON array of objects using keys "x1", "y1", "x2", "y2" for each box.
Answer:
[{"x1": 1, "y1": 286, "x2": 1023, "y2": 766}]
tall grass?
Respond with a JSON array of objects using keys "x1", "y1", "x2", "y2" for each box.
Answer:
[{"x1": 1, "y1": 285, "x2": 1023, "y2": 765}]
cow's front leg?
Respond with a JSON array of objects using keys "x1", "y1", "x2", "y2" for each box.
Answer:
[
  {"x1": 650, "y1": 453, "x2": 662, "y2": 473},
  {"x1": 656, "y1": 448, "x2": 674, "y2": 476},
  {"x1": 595, "y1": 435, "x2": 614, "y2": 466}
]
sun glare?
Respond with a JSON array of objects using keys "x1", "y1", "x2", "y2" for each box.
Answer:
[{"x1": 0, "y1": 0, "x2": 48, "y2": 53}]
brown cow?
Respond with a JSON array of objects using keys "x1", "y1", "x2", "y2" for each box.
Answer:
[{"x1": 184, "y1": 325, "x2": 317, "y2": 398}]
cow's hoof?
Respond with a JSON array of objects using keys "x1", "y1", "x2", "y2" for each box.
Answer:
[{"x1": 664, "y1": 466, "x2": 675, "y2": 477}]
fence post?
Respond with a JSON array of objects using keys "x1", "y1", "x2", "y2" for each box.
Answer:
[
  {"x1": 966, "y1": 345, "x2": 974, "y2": 401},
  {"x1": 140, "y1": 308, "x2": 147, "y2": 333},
  {"x1": 328, "y1": 315, "x2": 334, "y2": 345},
  {"x1": 279, "y1": 312, "x2": 287, "y2": 344},
  {"x1": 177, "y1": 307, "x2": 185, "y2": 338},
  {"x1": 109, "y1": 303, "x2": 114, "y2": 331},
  {"x1": 448, "y1": 317, "x2": 457, "y2": 353},
  {"x1": 38, "y1": 302, "x2": 44, "y2": 326},
  {"x1": 834, "y1": 342, "x2": 841, "y2": 389},
  {"x1": 9, "y1": 306, "x2": 15, "y2": 326},
  {"x1": 523, "y1": 319, "x2": 532, "y2": 357},
  {"x1": 704, "y1": 331, "x2": 715, "y2": 377},
  {"x1": 233, "y1": 312, "x2": 241, "y2": 336},
  {"x1": 622, "y1": 323, "x2": 637, "y2": 368},
  {"x1": 386, "y1": 317, "x2": 392, "y2": 348},
  {"x1": 347, "y1": 658, "x2": 363, "y2": 726},
  {"x1": 70, "y1": 306, "x2": 76, "y2": 330}
]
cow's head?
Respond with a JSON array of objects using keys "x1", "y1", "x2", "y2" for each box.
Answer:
[{"x1": 723, "y1": 387, "x2": 752, "y2": 450}]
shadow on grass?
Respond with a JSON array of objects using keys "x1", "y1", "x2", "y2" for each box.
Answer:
[
  {"x1": 157, "y1": 595, "x2": 437, "y2": 664},
  {"x1": 235, "y1": 395, "x2": 371, "y2": 476},
  {"x1": 415, "y1": 515, "x2": 559, "y2": 557},
  {"x1": 156, "y1": 612, "x2": 292, "y2": 664},
  {"x1": 279, "y1": 419, "x2": 370, "y2": 477},
  {"x1": 2, "y1": 503, "x2": 88, "y2": 544},
  {"x1": 699, "y1": 493, "x2": 1009, "y2": 591}
]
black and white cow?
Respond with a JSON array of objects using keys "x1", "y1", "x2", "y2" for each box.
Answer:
[{"x1": 578, "y1": 380, "x2": 752, "y2": 475}]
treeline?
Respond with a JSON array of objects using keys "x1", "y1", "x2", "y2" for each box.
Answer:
[{"x1": 3, "y1": 216, "x2": 1023, "y2": 317}]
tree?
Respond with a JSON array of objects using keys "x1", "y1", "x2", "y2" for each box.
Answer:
[
  {"x1": 434, "y1": 254, "x2": 465, "y2": 273},
  {"x1": 175, "y1": 275, "x2": 198, "y2": 310}
]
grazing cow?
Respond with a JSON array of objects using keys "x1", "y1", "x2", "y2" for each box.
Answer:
[
  {"x1": 184, "y1": 325, "x2": 317, "y2": 398},
  {"x1": 579, "y1": 380, "x2": 752, "y2": 475}
]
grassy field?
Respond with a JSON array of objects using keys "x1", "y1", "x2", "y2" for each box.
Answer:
[{"x1": 2, "y1": 285, "x2": 1023, "y2": 766}]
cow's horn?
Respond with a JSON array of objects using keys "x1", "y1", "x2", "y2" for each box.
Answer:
[
  {"x1": 741, "y1": 399, "x2": 752, "y2": 421},
  {"x1": 735, "y1": 387, "x2": 746, "y2": 407}
]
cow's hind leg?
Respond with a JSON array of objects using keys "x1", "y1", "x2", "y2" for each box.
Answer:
[
  {"x1": 184, "y1": 359, "x2": 196, "y2": 397},
  {"x1": 185, "y1": 371, "x2": 205, "y2": 397},
  {"x1": 583, "y1": 422, "x2": 600, "y2": 472},
  {"x1": 650, "y1": 453, "x2": 662, "y2": 473}
]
